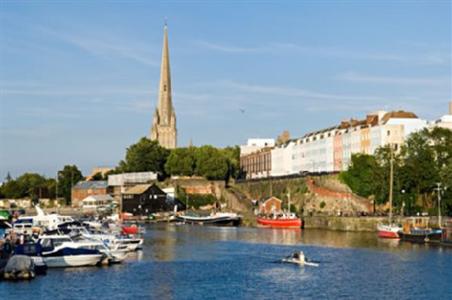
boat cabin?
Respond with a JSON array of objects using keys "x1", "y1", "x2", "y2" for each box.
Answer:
[
  {"x1": 402, "y1": 217, "x2": 430, "y2": 233},
  {"x1": 13, "y1": 218, "x2": 34, "y2": 234}
]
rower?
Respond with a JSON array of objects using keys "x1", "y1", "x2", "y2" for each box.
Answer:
[{"x1": 293, "y1": 251, "x2": 305, "y2": 263}]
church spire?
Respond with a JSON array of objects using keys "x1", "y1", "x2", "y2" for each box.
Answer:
[
  {"x1": 150, "y1": 23, "x2": 177, "y2": 149},
  {"x1": 158, "y1": 23, "x2": 172, "y2": 125}
]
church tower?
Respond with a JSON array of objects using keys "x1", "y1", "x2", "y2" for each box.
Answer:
[{"x1": 150, "y1": 24, "x2": 177, "y2": 149}]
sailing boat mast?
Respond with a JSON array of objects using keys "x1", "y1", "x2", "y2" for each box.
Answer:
[
  {"x1": 388, "y1": 144, "x2": 394, "y2": 224},
  {"x1": 287, "y1": 190, "x2": 291, "y2": 214}
]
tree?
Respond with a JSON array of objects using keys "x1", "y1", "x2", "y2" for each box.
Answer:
[
  {"x1": 90, "y1": 172, "x2": 105, "y2": 181},
  {"x1": 428, "y1": 127, "x2": 452, "y2": 171},
  {"x1": 440, "y1": 157, "x2": 452, "y2": 215},
  {"x1": 0, "y1": 179, "x2": 21, "y2": 199},
  {"x1": 339, "y1": 154, "x2": 379, "y2": 198},
  {"x1": 401, "y1": 130, "x2": 440, "y2": 208},
  {"x1": 165, "y1": 147, "x2": 196, "y2": 176},
  {"x1": 221, "y1": 146, "x2": 241, "y2": 181},
  {"x1": 373, "y1": 145, "x2": 405, "y2": 207},
  {"x1": 121, "y1": 138, "x2": 170, "y2": 175},
  {"x1": 16, "y1": 173, "x2": 47, "y2": 199},
  {"x1": 0, "y1": 173, "x2": 54, "y2": 202},
  {"x1": 57, "y1": 165, "x2": 84, "y2": 205},
  {"x1": 195, "y1": 146, "x2": 229, "y2": 180}
]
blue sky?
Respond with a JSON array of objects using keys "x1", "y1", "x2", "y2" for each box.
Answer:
[{"x1": 0, "y1": 0, "x2": 451, "y2": 177}]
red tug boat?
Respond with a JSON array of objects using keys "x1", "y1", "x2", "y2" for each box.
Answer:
[
  {"x1": 256, "y1": 194, "x2": 303, "y2": 229},
  {"x1": 257, "y1": 213, "x2": 303, "y2": 228}
]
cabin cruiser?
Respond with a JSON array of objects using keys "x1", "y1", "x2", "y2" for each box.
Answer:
[
  {"x1": 90, "y1": 232, "x2": 143, "y2": 252},
  {"x1": 11, "y1": 218, "x2": 34, "y2": 235},
  {"x1": 46, "y1": 224, "x2": 130, "y2": 261},
  {"x1": 37, "y1": 235, "x2": 105, "y2": 267},
  {"x1": 14, "y1": 235, "x2": 105, "y2": 267},
  {"x1": 14, "y1": 206, "x2": 75, "y2": 232},
  {"x1": 282, "y1": 251, "x2": 319, "y2": 267},
  {"x1": 56, "y1": 222, "x2": 142, "y2": 253}
]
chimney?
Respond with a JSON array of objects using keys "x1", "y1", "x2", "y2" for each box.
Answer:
[{"x1": 449, "y1": 101, "x2": 452, "y2": 115}]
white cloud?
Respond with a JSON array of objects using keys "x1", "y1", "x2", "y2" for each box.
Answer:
[
  {"x1": 0, "y1": 81, "x2": 153, "y2": 97},
  {"x1": 197, "y1": 40, "x2": 450, "y2": 65},
  {"x1": 211, "y1": 80, "x2": 385, "y2": 102},
  {"x1": 37, "y1": 27, "x2": 159, "y2": 67},
  {"x1": 337, "y1": 72, "x2": 451, "y2": 86},
  {"x1": 196, "y1": 41, "x2": 262, "y2": 53}
]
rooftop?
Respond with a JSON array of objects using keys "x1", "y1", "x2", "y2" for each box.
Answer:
[
  {"x1": 82, "y1": 194, "x2": 114, "y2": 202},
  {"x1": 73, "y1": 180, "x2": 108, "y2": 190}
]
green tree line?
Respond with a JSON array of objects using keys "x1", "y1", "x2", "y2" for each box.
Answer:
[
  {"x1": 340, "y1": 127, "x2": 452, "y2": 215},
  {"x1": 108, "y1": 137, "x2": 240, "y2": 181},
  {"x1": 1, "y1": 138, "x2": 239, "y2": 205},
  {"x1": 0, "y1": 165, "x2": 83, "y2": 205}
]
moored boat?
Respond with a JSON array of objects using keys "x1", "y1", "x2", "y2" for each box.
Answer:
[
  {"x1": 257, "y1": 214, "x2": 302, "y2": 229},
  {"x1": 377, "y1": 223, "x2": 402, "y2": 239},
  {"x1": 15, "y1": 235, "x2": 104, "y2": 268},
  {"x1": 398, "y1": 217, "x2": 443, "y2": 244},
  {"x1": 2, "y1": 255, "x2": 37, "y2": 280},
  {"x1": 43, "y1": 253, "x2": 103, "y2": 268},
  {"x1": 398, "y1": 229, "x2": 443, "y2": 244},
  {"x1": 176, "y1": 212, "x2": 241, "y2": 226}
]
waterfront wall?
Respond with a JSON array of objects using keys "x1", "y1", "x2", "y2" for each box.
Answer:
[
  {"x1": 232, "y1": 175, "x2": 372, "y2": 216},
  {"x1": 304, "y1": 216, "x2": 452, "y2": 232},
  {"x1": 304, "y1": 216, "x2": 384, "y2": 232}
]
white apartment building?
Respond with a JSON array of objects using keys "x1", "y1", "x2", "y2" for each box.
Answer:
[
  {"x1": 430, "y1": 101, "x2": 452, "y2": 130},
  {"x1": 268, "y1": 110, "x2": 429, "y2": 177},
  {"x1": 240, "y1": 138, "x2": 275, "y2": 156},
  {"x1": 242, "y1": 103, "x2": 451, "y2": 179}
]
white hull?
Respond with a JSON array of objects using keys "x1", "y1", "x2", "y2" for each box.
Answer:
[
  {"x1": 282, "y1": 258, "x2": 319, "y2": 267},
  {"x1": 43, "y1": 254, "x2": 103, "y2": 268},
  {"x1": 115, "y1": 238, "x2": 144, "y2": 251},
  {"x1": 377, "y1": 223, "x2": 402, "y2": 238},
  {"x1": 110, "y1": 249, "x2": 129, "y2": 262}
]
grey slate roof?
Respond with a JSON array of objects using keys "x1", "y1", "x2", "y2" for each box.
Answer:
[{"x1": 73, "y1": 180, "x2": 108, "y2": 190}]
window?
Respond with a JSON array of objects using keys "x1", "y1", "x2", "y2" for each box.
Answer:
[{"x1": 164, "y1": 84, "x2": 167, "y2": 91}]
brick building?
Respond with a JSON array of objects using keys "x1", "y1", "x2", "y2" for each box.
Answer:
[
  {"x1": 240, "y1": 147, "x2": 273, "y2": 179},
  {"x1": 71, "y1": 181, "x2": 108, "y2": 208}
]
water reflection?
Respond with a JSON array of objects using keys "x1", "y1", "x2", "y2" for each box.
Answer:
[
  {"x1": 147, "y1": 224, "x2": 452, "y2": 254},
  {"x1": 1, "y1": 224, "x2": 451, "y2": 300}
]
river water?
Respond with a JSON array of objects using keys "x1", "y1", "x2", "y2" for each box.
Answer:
[{"x1": 1, "y1": 224, "x2": 451, "y2": 299}]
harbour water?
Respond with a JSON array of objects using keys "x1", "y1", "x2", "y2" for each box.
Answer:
[{"x1": 1, "y1": 224, "x2": 451, "y2": 299}]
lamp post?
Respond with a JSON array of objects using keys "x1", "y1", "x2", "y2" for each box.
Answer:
[
  {"x1": 401, "y1": 189, "x2": 405, "y2": 217},
  {"x1": 434, "y1": 183, "x2": 447, "y2": 228}
]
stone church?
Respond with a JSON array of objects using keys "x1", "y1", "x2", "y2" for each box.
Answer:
[{"x1": 149, "y1": 24, "x2": 177, "y2": 149}]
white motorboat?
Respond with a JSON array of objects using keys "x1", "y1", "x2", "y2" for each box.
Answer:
[
  {"x1": 38, "y1": 235, "x2": 104, "y2": 267},
  {"x1": 81, "y1": 230, "x2": 143, "y2": 252},
  {"x1": 43, "y1": 254, "x2": 103, "y2": 268},
  {"x1": 14, "y1": 206, "x2": 75, "y2": 232}
]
